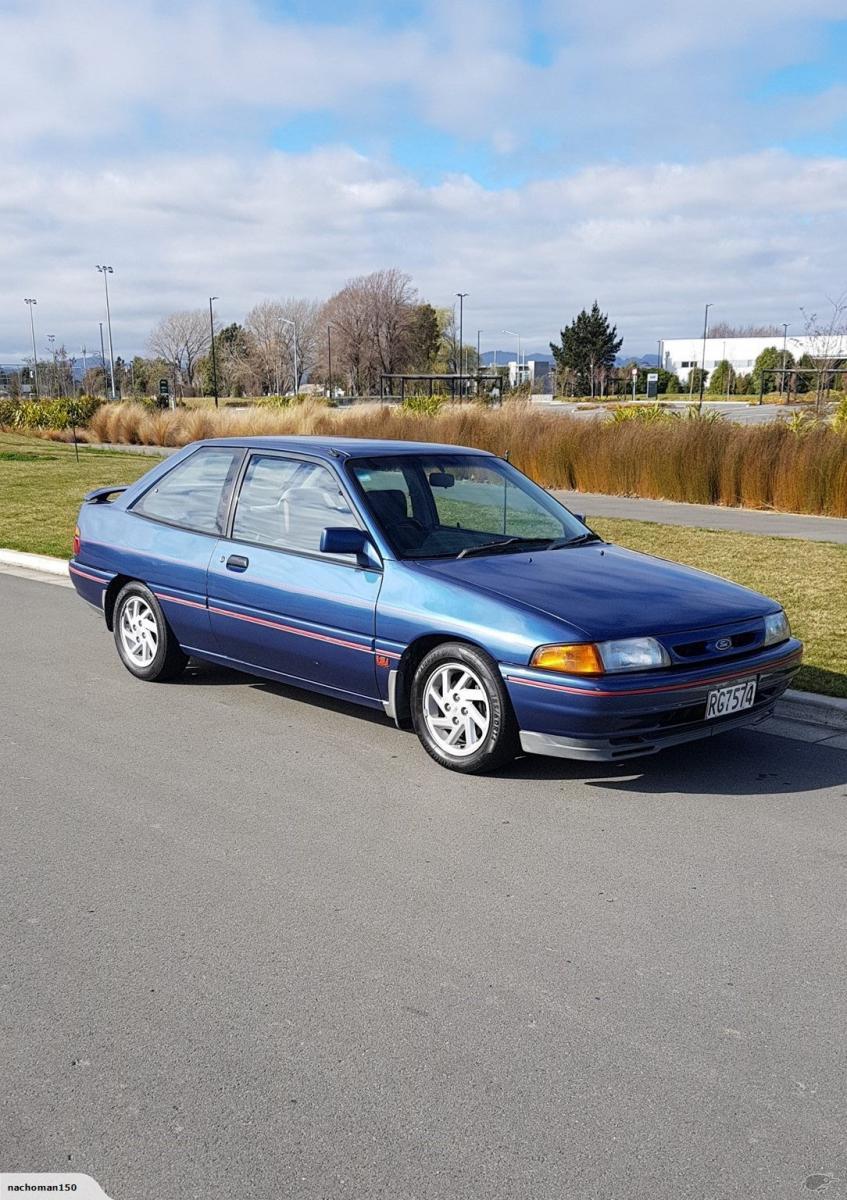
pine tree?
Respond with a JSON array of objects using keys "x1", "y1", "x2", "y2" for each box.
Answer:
[{"x1": 550, "y1": 302, "x2": 623, "y2": 398}]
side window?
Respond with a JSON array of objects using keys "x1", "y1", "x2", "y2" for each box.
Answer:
[
  {"x1": 132, "y1": 447, "x2": 241, "y2": 534},
  {"x1": 233, "y1": 455, "x2": 359, "y2": 554}
]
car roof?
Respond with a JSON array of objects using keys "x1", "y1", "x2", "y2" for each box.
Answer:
[{"x1": 193, "y1": 436, "x2": 496, "y2": 459}]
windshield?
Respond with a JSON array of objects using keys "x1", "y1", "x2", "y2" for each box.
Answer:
[{"x1": 346, "y1": 453, "x2": 594, "y2": 559}]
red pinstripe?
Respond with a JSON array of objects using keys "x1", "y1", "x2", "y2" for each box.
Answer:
[
  {"x1": 153, "y1": 592, "x2": 206, "y2": 612},
  {"x1": 69, "y1": 564, "x2": 108, "y2": 585},
  {"x1": 155, "y1": 590, "x2": 405, "y2": 662},
  {"x1": 506, "y1": 650, "x2": 801, "y2": 699},
  {"x1": 206, "y1": 603, "x2": 373, "y2": 655}
]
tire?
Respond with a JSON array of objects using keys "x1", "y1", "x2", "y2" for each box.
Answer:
[
  {"x1": 113, "y1": 581, "x2": 188, "y2": 682},
  {"x1": 411, "y1": 642, "x2": 519, "y2": 774}
]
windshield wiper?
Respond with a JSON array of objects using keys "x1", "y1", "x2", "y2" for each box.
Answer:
[
  {"x1": 548, "y1": 532, "x2": 604, "y2": 549},
  {"x1": 457, "y1": 537, "x2": 551, "y2": 560}
]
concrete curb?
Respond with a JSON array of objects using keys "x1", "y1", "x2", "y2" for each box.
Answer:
[
  {"x1": 2, "y1": 546, "x2": 846, "y2": 733},
  {"x1": 779, "y1": 689, "x2": 847, "y2": 731},
  {"x1": 0, "y1": 548, "x2": 70, "y2": 577}
]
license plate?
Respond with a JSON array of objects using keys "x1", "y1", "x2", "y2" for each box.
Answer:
[{"x1": 705, "y1": 679, "x2": 757, "y2": 719}]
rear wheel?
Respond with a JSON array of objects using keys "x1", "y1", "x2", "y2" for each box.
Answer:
[
  {"x1": 411, "y1": 642, "x2": 519, "y2": 773},
  {"x1": 113, "y1": 582, "x2": 187, "y2": 682}
]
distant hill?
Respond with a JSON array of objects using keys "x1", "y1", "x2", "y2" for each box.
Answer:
[
  {"x1": 616, "y1": 354, "x2": 660, "y2": 367},
  {"x1": 479, "y1": 350, "x2": 554, "y2": 365},
  {"x1": 479, "y1": 350, "x2": 661, "y2": 367}
]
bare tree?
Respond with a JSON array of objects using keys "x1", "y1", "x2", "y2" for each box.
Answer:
[
  {"x1": 322, "y1": 281, "x2": 375, "y2": 395},
  {"x1": 244, "y1": 300, "x2": 284, "y2": 394},
  {"x1": 709, "y1": 321, "x2": 783, "y2": 338},
  {"x1": 242, "y1": 298, "x2": 323, "y2": 395},
  {"x1": 282, "y1": 297, "x2": 322, "y2": 391},
  {"x1": 322, "y1": 269, "x2": 418, "y2": 395},
  {"x1": 148, "y1": 310, "x2": 210, "y2": 393},
  {"x1": 366, "y1": 268, "x2": 417, "y2": 379},
  {"x1": 800, "y1": 294, "x2": 847, "y2": 416}
]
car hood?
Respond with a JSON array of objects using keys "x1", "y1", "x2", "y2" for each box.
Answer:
[{"x1": 414, "y1": 543, "x2": 776, "y2": 641}]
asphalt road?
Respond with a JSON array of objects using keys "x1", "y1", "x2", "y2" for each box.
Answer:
[
  {"x1": 533, "y1": 398, "x2": 816, "y2": 426},
  {"x1": 553, "y1": 491, "x2": 847, "y2": 544},
  {"x1": 3, "y1": 573, "x2": 847, "y2": 1200}
]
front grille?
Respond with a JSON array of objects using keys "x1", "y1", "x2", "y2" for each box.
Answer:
[
  {"x1": 672, "y1": 630, "x2": 758, "y2": 658},
  {"x1": 661, "y1": 619, "x2": 765, "y2": 667}
]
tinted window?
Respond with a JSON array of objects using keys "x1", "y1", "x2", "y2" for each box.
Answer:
[
  {"x1": 233, "y1": 455, "x2": 359, "y2": 554},
  {"x1": 132, "y1": 447, "x2": 241, "y2": 534}
]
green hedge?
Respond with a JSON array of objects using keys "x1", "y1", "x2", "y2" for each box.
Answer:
[{"x1": 0, "y1": 396, "x2": 103, "y2": 430}]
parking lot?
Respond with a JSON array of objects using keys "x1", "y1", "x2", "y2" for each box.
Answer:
[{"x1": 3, "y1": 571, "x2": 847, "y2": 1199}]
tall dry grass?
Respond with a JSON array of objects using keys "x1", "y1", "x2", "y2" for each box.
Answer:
[{"x1": 83, "y1": 401, "x2": 847, "y2": 517}]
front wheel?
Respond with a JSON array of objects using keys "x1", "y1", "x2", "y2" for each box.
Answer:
[
  {"x1": 411, "y1": 642, "x2": 519, "y2": 774},
  {"x1": 113, "y1": 582, "x2": 188, "y2": 682}
]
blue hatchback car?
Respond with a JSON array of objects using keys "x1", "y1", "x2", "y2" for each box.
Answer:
[{"x1": 70, "y1": 436, "x2": 802, "y2": 772}]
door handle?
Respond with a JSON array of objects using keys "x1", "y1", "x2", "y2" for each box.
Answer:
[{"x1": 226, "y1": 554, "x2": 249, "y2": 572}]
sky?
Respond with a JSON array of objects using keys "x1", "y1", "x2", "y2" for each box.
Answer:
[{"x1": 2, "y1": 0, "x2": 847, "y2": 362}]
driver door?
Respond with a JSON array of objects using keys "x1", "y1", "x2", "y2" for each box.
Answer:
[{"x1": 207, "y1": 452, "x2": 383, "y2": 702}]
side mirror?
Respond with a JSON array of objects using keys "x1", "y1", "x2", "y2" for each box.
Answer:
[
  {"x1": 320, "y1": 527, "x2": 371, "y2": 556},
  {"x1": 573, "y1": 513, "x2": 585, "y2": 524}
]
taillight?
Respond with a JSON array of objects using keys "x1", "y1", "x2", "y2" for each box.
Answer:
[{"x1": 72, "y1": 526, "x2": 81, "y2": 557}]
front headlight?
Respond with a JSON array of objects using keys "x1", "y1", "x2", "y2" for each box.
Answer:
[
  {"x1": 530, "y1": 637, "x2": 670, "y2": 675},
  {"x1": 763, "y1": 609, "x2": 790, "y2": 647},
  {"x1": 596, "y1": 637, "x2": 671, "y2": 672}
]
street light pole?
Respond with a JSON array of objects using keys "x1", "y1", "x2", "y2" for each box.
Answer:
[
  {"x1": 456, "y1": 293, "x2": 468, "y2": 398},
  {"x1": 47, "y1": 334, "x2": 56, "y2": 396},
  {"x1": 503, "y1": 330, "x2": 522, "y2": 389},
  {"x1": 781, "y1": 322, "x2": 789, "y2": 400},
  {"x1": 698, "y1": 303, "x2": 712, "y2": 412},
  {"x1": 209, "y1": 297, "x2": 219, "y2": 408},
  {"x1": 98, "y1": 323, "x2": 107, "y2": 397},
  {"x1": 24, "y1": 298, "x2": 39, "y2": 397},
  {"x1": 95, "y1": 265, "x2": 117, "y2": 399}
]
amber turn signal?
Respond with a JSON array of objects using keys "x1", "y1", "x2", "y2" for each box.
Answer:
[{"x1": 530, "y1": 643, "x2": 604, "y2": 674}]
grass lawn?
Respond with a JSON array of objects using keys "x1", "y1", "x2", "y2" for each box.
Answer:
[
  {"x1": 0, "y1": 432, "x2": 160, "y2": 558},
  {"x1": 1, "y1": 432, "x2": 844, "y2": 698}
]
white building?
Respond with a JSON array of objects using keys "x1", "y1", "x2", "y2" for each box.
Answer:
[
  {"x1": 661, "y1": 335, "x2": 847, "y2": 384},
  {"x1": 506, "y1": 359, "x2": 551, "y2": 388}
]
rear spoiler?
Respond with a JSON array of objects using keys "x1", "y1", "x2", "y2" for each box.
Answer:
[{"x1": 83, "y1": 485, "x2": 129, "y2": 504}]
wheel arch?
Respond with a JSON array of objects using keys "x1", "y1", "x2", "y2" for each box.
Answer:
[
  {"x1": 103, "y1": 574, "x2": 135, "y2": 630},
  {"x1": 390, "y1": 632, "x2": 495, "y2": 728}
]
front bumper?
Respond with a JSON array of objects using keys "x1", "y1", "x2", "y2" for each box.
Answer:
[{"x1": 504, "y1": 640, "x2": 802, "y2": 762}]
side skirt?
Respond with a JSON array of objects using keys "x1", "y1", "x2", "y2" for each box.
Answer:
[{"x1": 182, "y1": 647, "x2": 387, "y2": 712}]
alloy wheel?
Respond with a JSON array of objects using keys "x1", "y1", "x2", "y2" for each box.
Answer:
[
  {"x1": 119, "y1": 596, "x2": 159, "y2": 668},
  {"x1": 422, "y1": 663, "x2": 491, "y2": 758}
]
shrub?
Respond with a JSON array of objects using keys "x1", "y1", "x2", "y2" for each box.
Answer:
[
  {"x1": 833, "y1": 396, "x2": 847, "y2": 435},
  {"x1": 0, "y1": 398, "x2": 18, "y2": 427},
  {"x1": 254, "y1": 394, "x2": 292, "y2": 409},
  {"x1": 0, "y1": 395, "x2": 102, "y2": 432},
  {"x1": 402, "y1": 392, "x2": 445, "y2": 415},
  {"x1": 609, "y1": 403, "x2": 672, "y2": 424}
]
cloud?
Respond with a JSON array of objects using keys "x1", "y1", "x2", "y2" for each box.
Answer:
[
  {"x1": 2, "y1": 1, "x2": 846, "y2": 362},
  {"x1": 1, "y1": 0, "x2": 845, "y2": 168},
  {"x1": 3, "y1": 147, "x2": 847, "y2": 359}
]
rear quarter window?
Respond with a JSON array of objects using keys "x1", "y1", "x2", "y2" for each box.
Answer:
[{"x1": 131, "y1": 447, "x2": 241, "y2": 534}]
